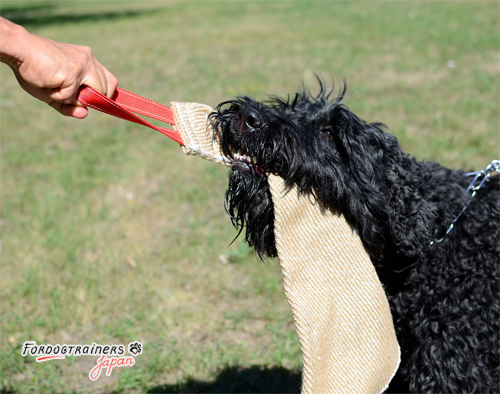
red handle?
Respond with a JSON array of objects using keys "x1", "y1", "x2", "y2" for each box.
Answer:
[{"x1": 77, "y1": 86, "x2": 184, "y2": 145}]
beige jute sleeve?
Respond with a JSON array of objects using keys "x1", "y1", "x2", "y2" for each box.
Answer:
[{"x1": 171, "y1": 101, "x2": 401, "y2": 394}]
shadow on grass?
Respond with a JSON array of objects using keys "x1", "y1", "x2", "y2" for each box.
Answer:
[
  {"x1": 1, "y1": 3, "x2": 161, "y2": 28},
  {"x1": 147, "y1": 365, "x2": 301, "y2": 394}
]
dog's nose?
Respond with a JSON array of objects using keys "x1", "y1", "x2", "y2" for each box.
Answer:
[{"x1": 237, "y1": 107, "x2": 264, "y2": 134}]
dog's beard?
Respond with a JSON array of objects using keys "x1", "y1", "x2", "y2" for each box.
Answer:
[
  {"x1": 225, "y1": 166, "x2": 277, "y2": 259},
  {"x1": 211, "y1": 98, "x2": 281, "y2": 259}
]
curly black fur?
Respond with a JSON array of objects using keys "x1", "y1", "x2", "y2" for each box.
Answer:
[{"x1": 210, "y1": 80, "x2": 500, "y2": 393}]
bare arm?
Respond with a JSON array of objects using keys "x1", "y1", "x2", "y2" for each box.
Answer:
[{"x1": 0, "y1": 17, "x2": 118, "y2": 118}]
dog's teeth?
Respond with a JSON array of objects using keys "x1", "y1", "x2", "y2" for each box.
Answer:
[{"x1": 232, "y1": 152, "x2": 253, "y2": 164}]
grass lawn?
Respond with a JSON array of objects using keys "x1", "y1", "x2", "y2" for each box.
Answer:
[{"x1": 1, "y1": 1, "x2": 498, "y2": 393}]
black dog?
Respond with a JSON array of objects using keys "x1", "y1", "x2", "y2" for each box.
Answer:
[{"x1": 210, "y1": 81, "x2": 499, "y2": 393}]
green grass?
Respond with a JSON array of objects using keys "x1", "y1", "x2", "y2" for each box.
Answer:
[{"x1": 1, "y1": 1, "x2": 498, "y2": 393}]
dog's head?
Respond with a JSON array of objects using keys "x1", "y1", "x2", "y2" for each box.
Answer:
[{"x1": 211, "y1": 81, "x2": 398, "y2": 261}]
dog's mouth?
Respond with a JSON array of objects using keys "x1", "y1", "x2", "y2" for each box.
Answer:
[
  {"x1": 230, "y1": 152, "x2": 266, "y2": 177},
  {"x1": 211, "y1": 103, "x2": 270, "y2": 177}
]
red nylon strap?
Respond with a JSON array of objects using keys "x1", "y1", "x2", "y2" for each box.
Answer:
[{"x1": 77, "y1": 86, "x2": 184, "y2": 145}]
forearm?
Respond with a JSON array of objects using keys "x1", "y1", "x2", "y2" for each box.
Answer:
[{"x1": 0, "y1": 17, "x2": 30, "y2": 68}]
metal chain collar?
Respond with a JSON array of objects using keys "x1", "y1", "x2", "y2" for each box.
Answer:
[{"x1": 430, "y1": 159, "x2": 500, "y2": 246}]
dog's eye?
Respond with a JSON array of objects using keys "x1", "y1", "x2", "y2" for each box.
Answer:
[{"x1": 320, "y1": 126, "x2": 333, "y2": 136}]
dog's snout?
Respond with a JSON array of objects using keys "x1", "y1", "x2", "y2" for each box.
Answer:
[{"x1": 237, "y1": 107, "x2": 264, "y2": 134}]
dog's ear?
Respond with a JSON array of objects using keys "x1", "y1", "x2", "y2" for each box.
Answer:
[
  {"x1": 311, "y1": 82, "x2": 349, "y2": 138},
  {"x1": 317, "y1": 104, "x2": 349, "y2": 134}
]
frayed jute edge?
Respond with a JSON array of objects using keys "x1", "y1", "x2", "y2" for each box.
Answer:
[{"x1": 171, "y1": 101, "x2": 230, "y2": 167}]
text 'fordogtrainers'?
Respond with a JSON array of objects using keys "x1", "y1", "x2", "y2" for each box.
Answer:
[{"x1": 21, "y1": 340, "x2": 143, "y2": 380}]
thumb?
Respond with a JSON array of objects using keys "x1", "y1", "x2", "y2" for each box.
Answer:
[
  {"x1": 49, "y1": 72, "x2": 106, "y2": 106},
  {"x1": 48, "y1": 82, "x2": 80, "y2": 105}
]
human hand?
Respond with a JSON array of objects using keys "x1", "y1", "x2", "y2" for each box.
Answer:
[{"x1": 0, "y1": 18, "x2": 118, "y2": 119}]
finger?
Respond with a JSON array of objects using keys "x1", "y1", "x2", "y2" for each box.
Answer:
[
  {"x1": 48, "y1": 101, "x2": 88, "y2": 119},
  {"x1": 67, "y1": 105, "x2": 89, "y2": 119},
  {"x1": 102, "y1": 66, "x2": 119, "y2": 99},
  {"x1": 80, "y1": 61, "x2": 107, "y2": 97}
]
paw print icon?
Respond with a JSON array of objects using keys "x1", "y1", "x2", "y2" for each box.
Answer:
[{"x1": 128, "y1": 341, "x2": 143, "y2": 356}]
